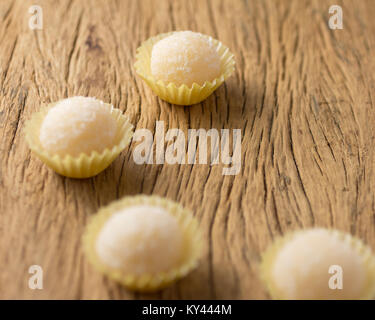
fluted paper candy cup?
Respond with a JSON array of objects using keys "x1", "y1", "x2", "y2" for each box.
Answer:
[{"x1": 82, "y1": 195, "x2": 203, "y2": 292}]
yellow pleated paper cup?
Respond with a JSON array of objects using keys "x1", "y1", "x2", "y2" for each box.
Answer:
[
  {"x1": 134, "y1": 32, "x2": 235, "y2": 105},
  {"x1": 260, "y1": 228, "x2": 375, "y2": 300},
  {"x1": 82, "y1": 195, "x2": 203, "y2": 292},
  {"x1": 24, "y1": 102, "x2": 134, "y2": 178}
]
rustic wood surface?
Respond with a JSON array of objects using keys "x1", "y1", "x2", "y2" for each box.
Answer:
[{"x1": 1, "y1": 0, "x2": 375, "y2": 299}]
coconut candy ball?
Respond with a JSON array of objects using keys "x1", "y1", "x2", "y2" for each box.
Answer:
[
  {"x1": 39, "y1": 96, "x2": 117, "y2": 157},
  {"x1": 270, "y1": 229, "x2": 367, "y2": 299},
  {"x1": 150, "y1": 31, "x2": 221, "y2": 87},
  {"x1": 95, "y1": 205, "x2": 183, "y2": 275}
]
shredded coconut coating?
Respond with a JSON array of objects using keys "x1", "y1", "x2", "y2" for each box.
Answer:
[
  {"x1": 272, "y1": 229, "x2": 366, "y2": 299},
  {"x1": 95, "y1": 205, "x2": 183, "y2": 275},
  {"x1": 151, "y1": 31, "x2": 221, "y2": 87},
  {"x1": 39, "y1": 96, "x2": 116, "y2": 157}
]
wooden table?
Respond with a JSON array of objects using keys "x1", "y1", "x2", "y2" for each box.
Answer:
[{"x1": 1, "y1": 0, "x2": 375, "y2": 299}]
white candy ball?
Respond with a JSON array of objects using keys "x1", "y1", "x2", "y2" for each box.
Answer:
[
  {"x1": 96, "y1": 205, "x2": 183, "y2": 275},
  {"x1": 271, "y1": 229, "x2": 366, "y2": 299},
  {"x1": 39, "y1": 96, "x2": 116, "y2": 157},
  {"x1": 151, "y1": 31, "x2": 221, "y2": 87}
]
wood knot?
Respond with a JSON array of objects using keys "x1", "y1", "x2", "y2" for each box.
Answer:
[{"x1": 85, "y1": 25, "x2": 102, "y2": 52}]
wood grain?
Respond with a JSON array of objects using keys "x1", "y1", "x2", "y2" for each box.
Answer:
[{"x1": 1, "y1": 0, "x2": 375, "y2": 299}]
